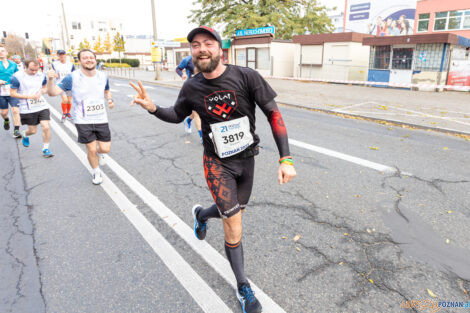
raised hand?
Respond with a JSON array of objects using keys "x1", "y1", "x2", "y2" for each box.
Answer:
[{"x1": 129, "y1": 81, "x2": 156, "y2": 112}]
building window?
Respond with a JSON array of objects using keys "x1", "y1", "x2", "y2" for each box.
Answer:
[
  {"x1": 256, "y1": 48, "x2": 270, "y2": 70},
  {"x1": 98, "y1": 22, "x2": 107, "y2": 32},
  {"x1": 434, "y1": 10, "x2": 470, "y2": 31},
  {"x1": 72, "y1": 22, "x2": 81, "y2": 30},
  {"x1": 91, "y1": 21, "x2": 94, "y2": 29},
  {"x1": 417, "y1": 13, "x2": 430, "y2": 32},
  {"x1": 392, "y1": 48, "x2": 413, "y2": 70},
  {"x1": 92, "y1": 36, "x2": 96, "y2": 40},
  {"x1": 370, "y1": 46, "x2": 391, "y2": 70},
  {"x1": 414, "y1": 43, "x2": 444, "y2": 72},
  {"x1": 70, "y1": 35, "x2": 74, "y2": 40},
  {"x1": 236, "y1": 49, "x2": 246, "y2": 67}
]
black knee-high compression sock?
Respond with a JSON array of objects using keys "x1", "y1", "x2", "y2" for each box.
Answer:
[
  {"x1": 225, "y1": 241, "x2": 248, "y2": 288},
  {"x1": 197, "y1": 204, "x2": 220, "y2": 222}
]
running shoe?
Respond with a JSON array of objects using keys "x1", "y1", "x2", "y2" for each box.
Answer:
[
  {"x1": 4, "y1": 119, "x2": 10, "y2": 130},
  {"x1": 22, "y1": 135, "x2": 30, "y2": 147},
  {"x1": 42, "y1": 148, "x2": 54, "y2": 158},
  {"x1": 183, "y1": 117, "x2": 192, "y2": 134},
  {"x1": 92, "y1": 172, "x2": 103, "y2": 185},
  {"x1": 66, "y1": 113, "x2": 73, "y2": 121},
  {"x1": 192, "y1": 204, "x2": 207, "y2": 240},
  {"x1": 61, "y1": 114, "x2": 67, "y2": 123},
  {"x1": 237, "y1": 283, "x2": 262, "y2": 313},
  {"x1": 13, "y1": 129, "x2": 22, "y2": 138},
  {"x1": 98, "y1": 154, "x2": 107, "y2": 166}
]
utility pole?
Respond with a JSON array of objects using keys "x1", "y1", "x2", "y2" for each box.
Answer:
[
  {"x1": 61, "y1": 1, "x2": 70, "y2": 50},
  {"x1": 151, "y1": 0, "x2": 161, "y2": 80}
]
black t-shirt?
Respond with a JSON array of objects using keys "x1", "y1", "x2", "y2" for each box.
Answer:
[{"x1": 159, "y1": 64, "x2": 277, "y2": 157}]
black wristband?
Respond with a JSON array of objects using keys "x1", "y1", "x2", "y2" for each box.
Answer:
[{"x1": 148, "y1": 105, "x2": 159, "y2": 115}]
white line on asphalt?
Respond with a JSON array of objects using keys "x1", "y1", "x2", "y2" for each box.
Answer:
[
  {"x1": 113, "y1": 83, "x2": 130, "y2": 87},
  {"x1": 143, "y1": 85, "x2": 155, "y2": 89},
  {"x1": 48, "y1": 109, "x2": 233, "y2": 313},
  {"x1": 47, "y1": 105, "x2": 287, "y2": 313},
  {"x1": 110, "y1": 88, "x2": 119, "y2": 92},
  {"x1": 127, "y1": 94, "x2": 135, "y2": 98},
  {"x1": 392, "y1": 107, "x2": 470, "y2": 127},
  {"x1": 334, "y1": 101, "x2": 376, "y2": 113},
  {"x1": 289, "y1": 138, "x2": 400, "y2": 174}
]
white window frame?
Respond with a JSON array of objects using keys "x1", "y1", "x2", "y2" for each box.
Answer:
[{"x1": 434, "y1": 10, "x2": 470, "y2": 31}]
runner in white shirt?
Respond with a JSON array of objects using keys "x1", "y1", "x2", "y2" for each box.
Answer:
[
  {"x1": 10, "y1": 58, "x2": 54, "y2": 157},
  {"x1": 51, "y1": 50, "x2": 75, "y2": 122},
  {"x1": 47, "y1": 49, "x2": 114, "y2": 184},
  {"x1": 12, "y1": 55, "x2": 24, "y2": 71}
]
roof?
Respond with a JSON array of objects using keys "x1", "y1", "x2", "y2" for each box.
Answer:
[
  {"x1": 293, "y1": 32, "x2": 373, "y2": 45},
  {"x1": 363, "y1": 33, "x2": 470, "y2": 47}
]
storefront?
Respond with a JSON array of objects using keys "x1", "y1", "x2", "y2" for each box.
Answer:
[
  {"x1": 293, "y1": 32, "x2": 372, "y2": 81},
  {"x1": 231, "y1": 33, "x2": 295, "y2": 77},
  {"x1": 165, "y1": 43, "x2": 190, "y2": 70},
  {"x1": 364, "y1": 33, "x2": 470, "y2": 90}
]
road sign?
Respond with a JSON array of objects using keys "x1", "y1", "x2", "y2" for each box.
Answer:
[
  {"x1": 152, "y1": 41, "x2": 181, "y2": 48},
  {"x1": 151, "y1": 47, "x2": 162, "y2": 62},
  {"x1": 235, "y1": 26, "x2": 275, "y2": 37}
]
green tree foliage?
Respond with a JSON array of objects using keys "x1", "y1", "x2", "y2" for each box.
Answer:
[
  {"x1": 93, "y1": 35, "x2": 104, "y2": 53},
  {"x1": 113, "y1": 32, "x2": 125, "y2": 61},
  {"x1": 189, "y1": 0, "x2": 334, "y2": 39}
]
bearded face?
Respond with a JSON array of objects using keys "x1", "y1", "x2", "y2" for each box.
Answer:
[{"x1": 193, "y1": 50, "x2": 221, "y2": 73}]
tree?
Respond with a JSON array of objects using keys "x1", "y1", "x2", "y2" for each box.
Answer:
[
  {"x1": 79, "y1": 38, "x2": 91, "y2": 50},
  {"x1": 189, "y1": 0, "x2": 334, "y2": 39},
  {"x1": 103, "y1": 33, "x2": 113, "y2": 53},
  {"x1": 113, "y1": 32, "x2": 125, "y2": 63},
  {"x1": 24, "y1": 43, "x2": 36, "y2": 58},
  {"x1": 5, "y1": 34, "x2": 25, "y2": 57},
  {"x1": 93, "y1": 35, "x2": 104, "y2": 53}
]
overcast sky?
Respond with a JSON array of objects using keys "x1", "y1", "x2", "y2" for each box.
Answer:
[{"x1": 0, "y1": 0, "x2": 344, "y2": 41}]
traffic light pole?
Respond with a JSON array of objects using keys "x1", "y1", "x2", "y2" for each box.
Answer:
[{"x1": 151, "y1": 0, "x2": 161, "y2": 80}]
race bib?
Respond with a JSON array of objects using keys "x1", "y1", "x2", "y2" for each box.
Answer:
[
  {"x1": 209, "y1": 116, "x2": 254, "y2": 158},
  {"x1": 27, "y1": 96, "x2": 47, "y2": 109},
  {"x1": 82, "y1": 99, "x2": 105, "y2": 118},
  {"x1": 0, "y1": 85, "x2": 10, "y2": 96},
  {"x1": 58, "y1": 72, "x2": 68, "y2": 81}
]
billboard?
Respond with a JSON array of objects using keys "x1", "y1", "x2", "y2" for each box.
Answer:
[{"x1": 346, "y1": 1, "x2": 417, "y2": 36}]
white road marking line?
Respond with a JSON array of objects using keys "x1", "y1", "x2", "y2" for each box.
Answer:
[
  {"x1": 143, "y1": 85, "x2": 155, "y2": 89},
  {"x1": 289, "y1": 138, "x2": 405, "y2": 174},
  {"x1": 127, "y1": 94, "x2": 135, "y2": 98},
  {"x1": 110, "y1": 88, "x2": 119, "y2": 92},
  {"x1": 392, "y1": 107, "x2": 470, "y2": 127},
  {"x1": 344, "y1": 111, "x2": 423, "y2": 117},
  {"x1": 48, "y1": 109, "x2": 233, "y2": 313},
  {"x1": 334, "y1": 101, "x2": 376, "y2": 113},
  {"x1": 48, "y1": 105, "x2": 287, "y2": 313},
  {"x1": 113, "y1": 83, "x2": 130, "y2": 87}
]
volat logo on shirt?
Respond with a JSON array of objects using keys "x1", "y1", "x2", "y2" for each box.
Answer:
[{"x1": 204, "y1": 90, "x2": 238, "y2": 120}]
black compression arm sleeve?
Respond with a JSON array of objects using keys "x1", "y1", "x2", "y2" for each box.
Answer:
[
  {"x1": 149, "y1": 106, "x2": 187, "y2": 123},
  {"x1": 259, "y1": 99, "x2": 291, "y2": 158}
]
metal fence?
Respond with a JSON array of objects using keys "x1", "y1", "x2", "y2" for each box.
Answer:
[{"x1": 104, "y1": 67, "x2": 136, "y2": 78}]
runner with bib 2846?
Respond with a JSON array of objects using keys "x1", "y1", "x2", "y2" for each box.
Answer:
[{"x1": 130, "y1": 26, "x2": 296, "y2": 313}]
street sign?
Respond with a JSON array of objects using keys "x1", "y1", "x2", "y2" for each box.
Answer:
[
  {"x1": 152, "y1": 41, "x2": 181, "y2": 48},
  {"x1": 151, "y1": 47, "x2": 162, "y2": 62},
  {"x1": 235, "y1": 26, "x2": 275, "y2": 37}
]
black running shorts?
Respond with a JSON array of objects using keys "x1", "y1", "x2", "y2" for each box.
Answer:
[
  {"x1": 203, "y1": 154, "x2": 255, "y2": 219},
  {"x1": 75, "y1": 123, "x2": 111, "y2": 144},
  {"x1": 20, "y1": 109, "x2": 50, "y2": 126}
]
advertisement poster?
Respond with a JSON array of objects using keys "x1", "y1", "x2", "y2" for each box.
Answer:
[
  {"x1": 346, "y1": 0, "x2": 417, "y2": 36},
  {"x1": 448, "y1": 47, "x2": 470, "y2": 87}
]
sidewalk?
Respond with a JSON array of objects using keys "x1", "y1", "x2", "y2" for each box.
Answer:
[{"x1": 107, "y1": 69, "x2": 470, "y2": 137}]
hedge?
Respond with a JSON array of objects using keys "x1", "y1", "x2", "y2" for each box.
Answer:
[
  {"x1": 104, "y1": 63, "x2": 131, "y2": 68},
  {"x1": 97, "y1": 58, "x2": 139, "y2": 67}
]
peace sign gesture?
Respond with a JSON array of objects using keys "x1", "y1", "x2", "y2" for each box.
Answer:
[{"x1": 129, "y1": 81, "x2": 157, "y2": 112}]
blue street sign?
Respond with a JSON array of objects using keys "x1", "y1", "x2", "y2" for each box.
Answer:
[{"x1": 235, "y1": 26, "x2": 275, "y2": 37}]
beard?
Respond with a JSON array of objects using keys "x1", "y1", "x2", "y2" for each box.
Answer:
[
  {"x1": 194, "y1": 53, "x2": 220, "y2": 73},
  {"x1": 83, "y1": 63, "x2": 96, "y2": 71}
]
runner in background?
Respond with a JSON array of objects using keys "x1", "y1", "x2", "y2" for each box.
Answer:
[
  {"x1": 52, "y1": 50, "x2": 75, "y2": 122},
  {"x1": 0, "y1": 45, "x2": 21, "y2": 138}
]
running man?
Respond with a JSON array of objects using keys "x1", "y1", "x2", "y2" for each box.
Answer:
[
  {"x1": 131, "y1": 26, "x2": 296, "y2": 313},
  {"x1": 176, "y1": 55, "x2": 203, "y2": 143},
  {"x1": 51, "y1": 50, "x2": 75, "y2": 122},
  {"x1": 0, "y1": 45, "x2": 22, "y2": 137},
  {"x1": 10, "y1": 59, "x2": 53, "y2": 157},
  {"x1": 47, "y1": 49, "x2": 114, "y2": 185},
  {"x1": 12, "y1": 55, "x2": 24, "y2": 71}
]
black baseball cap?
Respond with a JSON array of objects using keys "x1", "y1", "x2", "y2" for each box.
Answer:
[
  {"x1": 57, "y1": 50, "x2": 66, "y2": 55},
  {"x1": 187, "y1": 26, "x2": 222, "y2": 47}
]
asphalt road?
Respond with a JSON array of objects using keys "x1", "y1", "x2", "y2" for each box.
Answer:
[{"x1": 1, "y1": 77, "x2": 469, "y2": 313}]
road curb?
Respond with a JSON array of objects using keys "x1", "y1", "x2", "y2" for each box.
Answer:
[{"x1": 109, "y1": 75, "x2": 470, "y2": 139}]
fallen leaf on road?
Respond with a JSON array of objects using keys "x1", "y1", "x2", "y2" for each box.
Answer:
[
  {"x1": 403, "y1": 134, "x2": 410, "y2": 138},
  {"x1": 427, "y1": 288, "x2": 437, "y2": 298},
  {"x1": 447, "y1": 210, "x2": 454, "y2": 214},
  {"x1": 378, "y1": 105, "x2": 388, "y2": 110},
  {"x1": 430, "y1": 122, "x2": 437, "y2": 125},
  {"x1": 446, "y1": 239, "x2": 450, "y2": 244},
  {"x1": 355, "y1": 194, "x2": 361, "y2": 198},
  {"x1": 366, "y1": 229, "x2": 371, "y2": 234},
  {"x1": 282, "y1": 236, "x2": 287, "y2": 240},
  {"x1": 369, "y1": 279, "x2": 374, "y2": 284},
  {"x1": 339, "y1": 262, "x2": 344, "y2": 266},
  {"x1": 372, "y1": 228, "x2": 376, "y2": 232},
  {"x1": 443, "y1": 147, "x2": 448, "y2": 150},
  {"x1": 369, "y1": 146, "x2": 379, "y2": 151},
  {"x1": 296, "y1": 247, "x2": 301, "y2": 252},
  {"x1": 293, "y1": 234, "x2": 301, "y2": 242},
  {"x1": 343, "y1": 233, "x2": 349, "y2": 236},
  {"x1": 419, "y1": 204, "x2": 424, "y2": 207}
]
